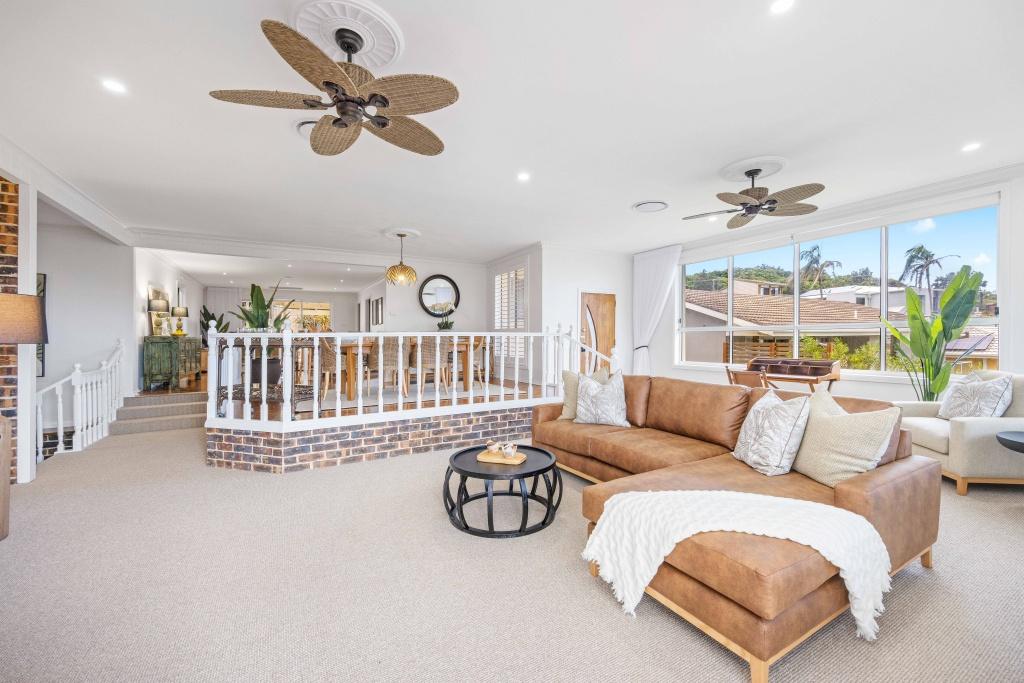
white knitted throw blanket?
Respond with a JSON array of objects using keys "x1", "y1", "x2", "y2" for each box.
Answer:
[{"x1": 582, "y1": 490, "x2": 892, "y2": 640}]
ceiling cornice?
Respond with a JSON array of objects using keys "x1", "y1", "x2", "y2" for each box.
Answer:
[
  {"x1": 0, "y1": 132, "x2": 131, "y2": 245},
  {"x1": 127, "y1": 226, "x2": 491, "y2": 267}
]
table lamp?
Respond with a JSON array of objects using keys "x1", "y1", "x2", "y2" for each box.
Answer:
[
  {"x1": 0, "y1": 292, "x2": 48, "y2": 542},
  {"x1": 171, "y1": 307, "x2": 188, "y2": 336}
]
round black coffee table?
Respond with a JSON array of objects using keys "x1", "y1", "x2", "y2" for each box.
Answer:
[
  {"x1": 443, "y1": 445, "x2": 562, "y2": 538},
  {"x1": 996, "y1": 431, "x2": 1024, "y2": 454}
]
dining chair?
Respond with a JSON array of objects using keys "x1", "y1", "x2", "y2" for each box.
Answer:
[
  {"x1": 415, "y1": 336, "x2": 453, "y2": 395},
  {"x1": 317, "y1": 336, "x2": 346, "y2": 402},
  {"x1": 365, "y1": 336, "x2": 411, "y2": 397},
  {"x1": 726, "y1": 367, "x2": 771, "y2": 389}
]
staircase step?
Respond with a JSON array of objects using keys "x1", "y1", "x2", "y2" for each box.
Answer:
[
  {"x1": 116, "y1": 401, "x2": 206, "y2": 421},
  {"x1": 123, "y1": 392, "x2": 207, "y2": 408},
  {"x1": 108, "y1": 413, "x2": 206, "y2": 436}
]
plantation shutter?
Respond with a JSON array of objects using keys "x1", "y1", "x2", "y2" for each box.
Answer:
[{"x1": 493, "y1": 266, "x2": 526, "y2": 357}]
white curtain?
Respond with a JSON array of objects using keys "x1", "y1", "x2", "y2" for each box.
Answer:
[{"x1": 632, "y1": 244, "x2": 682, "y2": 375}]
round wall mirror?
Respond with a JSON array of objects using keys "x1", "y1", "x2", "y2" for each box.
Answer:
[{"x1": 418, "y1": 274, "x2": 460, "y2": 317}]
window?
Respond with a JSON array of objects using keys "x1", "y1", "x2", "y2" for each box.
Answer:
[
  {"x1": 241, "y1": 300, "x2": 332, "y2": 331},
  {"x1": 678, "y1": 205, "x2": 999, "y2": 373},
  {"x1": 493, "y1": 265, "x2": 526, "y2": 358}
]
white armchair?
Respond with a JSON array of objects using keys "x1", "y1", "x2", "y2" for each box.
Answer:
[{"x1": 897, "y1": 371, "x2": 1024, "y2": 495}]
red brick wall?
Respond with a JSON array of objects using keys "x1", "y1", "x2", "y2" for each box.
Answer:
[
  {"x1": 206, "y1": 407, "x2": 535, "y2": 473},
  {"x1": 0, "y1": 177, "x2": 18, "y2": 483}
]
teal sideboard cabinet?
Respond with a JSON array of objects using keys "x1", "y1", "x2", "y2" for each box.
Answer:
[{"x1": 143, "y1": 336, "x2": 202, "y2": 391}]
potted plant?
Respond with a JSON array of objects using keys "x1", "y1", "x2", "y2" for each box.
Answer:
[
  {"x1": 200, "y1": 305, "x2": 229, "y2": 348},
  {"x1": 231, "y1": 283, "x2": 295, "y2": 385},
  {"x1": 883, "y1": 265, "x2": 984, "y2": 400},
  {"x1": 437, "y1": 309, "x2": 454, "y2": 331}
]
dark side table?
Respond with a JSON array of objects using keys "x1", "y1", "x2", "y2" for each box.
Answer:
[{"x1": 996, "y1": 431, "x2": 1024, "y2": 454}]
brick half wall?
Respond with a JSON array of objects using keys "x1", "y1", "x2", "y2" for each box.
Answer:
[{"x1": 206, "y1": 406, "x2": 535, "y2": 473}]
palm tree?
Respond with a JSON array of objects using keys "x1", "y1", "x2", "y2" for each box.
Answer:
[
  {"x1": 900, "y1": 245, "x2": 957, "y2": 315},
  {"x1": 798, "y1": 245, "x2": 842, "y2": 298}
]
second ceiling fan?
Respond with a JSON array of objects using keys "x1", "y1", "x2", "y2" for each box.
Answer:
[{"x1": 682, "y1": 169, "x2": 825, "y2": 229}]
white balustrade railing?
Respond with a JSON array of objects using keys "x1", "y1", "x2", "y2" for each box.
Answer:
[
  {"x1": 35, "y1": 339, "x2": 126, "y2": 461},
  {"x1": 206, "y1": 321, "x2": 615, "y2": 432}
]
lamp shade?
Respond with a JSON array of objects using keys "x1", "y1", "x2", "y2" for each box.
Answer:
[
  {"x1": 0, "y1": 293, "x2": 48, "y2": 344},
  {"x1": 148, "y1": 299, "x2": 169, "y2": 313},
  {"x1": 171, "y1": 306, "x2": 188, "y2": 317}
]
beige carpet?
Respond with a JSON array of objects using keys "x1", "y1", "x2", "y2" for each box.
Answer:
[{"x1": 2, "y1": 429, "x2": 1023, "y2": 682}]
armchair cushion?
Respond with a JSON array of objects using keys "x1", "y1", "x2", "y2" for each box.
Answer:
[
  {"x1": 895, "y1": 401, "x2": 941, "y2": 419},
  {"x1": 902, "y1": 417, "x2": 950, "y2": 455}
]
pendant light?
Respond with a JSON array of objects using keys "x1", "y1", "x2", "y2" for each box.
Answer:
[{"x1": 385, "y1": 232, "x2": 417, "y2": 286}]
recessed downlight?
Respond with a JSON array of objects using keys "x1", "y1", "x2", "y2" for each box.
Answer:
[
  {"x1": 516, "y1": 171, "x2": 531, "y2": 183},
  {"x1": 632, "y1": 200, "x2": 669, "y2": 213},
  {"x1": 770, "y1": 0, "x2": 795, "y2": 14},
  {"x1": 708, "y1": 215, "x2": 718, "y2": 222},
  {"x1": 101, "y1": 78, "x2": 127, "y2": 94},
  {"x1": 961, "y1": 141, "x2": 982, "y2": 152}
]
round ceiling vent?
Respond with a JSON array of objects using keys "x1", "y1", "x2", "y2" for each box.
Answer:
[
  {"x1": 293, "y1": 0, "x2": 405, "y2": 69},
  {"x1": 632, "y1": 201, "x2": 669, "y2": 213},
  {"x1": 718, "y1": 156, "x2": 787, "y2": 183}
]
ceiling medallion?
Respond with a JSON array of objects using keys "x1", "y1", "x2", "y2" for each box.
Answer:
[{"x1": 385, "y1": 232, "x2": 417, "y2": 286}]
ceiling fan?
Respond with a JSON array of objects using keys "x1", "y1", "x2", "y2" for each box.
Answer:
[
  {"x1": 210, "y1": 20, "x2": 458, "y2": 156},
  {"x1": 681, "y1": 169, "x2": 825, "y2": 230}
]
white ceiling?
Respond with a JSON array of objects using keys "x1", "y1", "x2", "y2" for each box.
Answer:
[
  {"x1": 2, "y1": 0, "x2": 1024, "y2": 263},
  {"x1": 148, "y1": 249, "x2": 382, "y2": 292}
]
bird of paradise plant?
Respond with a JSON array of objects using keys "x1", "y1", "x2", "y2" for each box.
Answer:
[
  {"x1": 883, "y1": 265, "x2": 984, "y2": 400},
  {"x1": 232, "y1": 282, "x2": 295, "y2": 331}
]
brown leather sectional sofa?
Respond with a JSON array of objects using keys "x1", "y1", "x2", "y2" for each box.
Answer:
[{"x1": 532, "y1": 376, "x2": 940, "y2": 683}]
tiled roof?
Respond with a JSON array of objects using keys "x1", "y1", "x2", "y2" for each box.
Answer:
[
  {"x1": 685, "y1": 290, "x2": 906, "y2": 326},
  {"x1": 957, "y1": 326, "x2": 999, "y2": 357}
]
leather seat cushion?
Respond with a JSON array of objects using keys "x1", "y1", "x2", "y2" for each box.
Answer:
[
  {"x1": 644, "y1": 377, "x2": 750, "y2": 449},
  {"x1": 532, "y1": 420, "x2": 631, "y2": 455},
  {"x1": 582, "y1": 454, "x2": 838, "y2": 619},
  {"x1": 588, "y1": 428, "x2": 728, "y2": 474},
  {"x1": 903, "y1": 416, "x2": 950, "y2": 455}
]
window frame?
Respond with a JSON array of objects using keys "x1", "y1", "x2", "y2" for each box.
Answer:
[{"x1": 676, "y1": 201, "x2": 1000, "y2": 375}]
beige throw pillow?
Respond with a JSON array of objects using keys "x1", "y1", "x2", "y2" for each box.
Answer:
[
  {"x1": 560, "y1": 367, "x2": 610, "y2": 420},
  {"x1": 792, "y1": 389, "x2": 901, "y2": 488}
]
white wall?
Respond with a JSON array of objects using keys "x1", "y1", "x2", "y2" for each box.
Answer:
[
  {"x1": 357, "y1": 260, "x2": 489, "y2": 333},
  {"x1": 37, "y1": 223, "x2": 135, "y2": 423},
  {"x1": 133, "y1": 248, "x2": 203, "y2": 389},
  {"x1": 203, "y1": 287, "x2": 358, "y2": 332},
  {"x1": 541, "y1": 244, "x2": 633, "y2": 372}
]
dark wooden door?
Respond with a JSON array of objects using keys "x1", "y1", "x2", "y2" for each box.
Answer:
[{"x1": 580, "y1": 292, "x2": 615, "y2": 372}]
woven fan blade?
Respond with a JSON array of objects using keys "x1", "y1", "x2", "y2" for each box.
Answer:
[
  {"x1": 717, "y1": 192, "x2": 761, "y2": 207},
  {"x1": 727, "y1": 213, "x2": 756, "y2": 230},
  {"x1": 681, "y1": 209, "x2": 742, "y2": 220},
  {"x1": 740, "y1": 186, "x2": 769, "y2": 202},
  {"x1": 361, "y1": 75, "x2": 459, "y2": 116},
  {"x1": 261, "y1": 20, "x2": 356, "y2": 94},
  {"x1": 363, "y1": 116, "x2": 444, "y2": 155},
  {"x1": 768, "y1": 203, "x2": 818, "y2": 217},
  {"x1": 310, "y1": 115, "x2": 362, "y2": 156},
  {"x1": 209, "y1": 90, "x2": 325, "y2": 109},
  {"x1": 765, "y1": 183, "x2": 824, "y2": 205},
  {"x1": 338, "y1": 63, "x2": 375, "y2": 94}
]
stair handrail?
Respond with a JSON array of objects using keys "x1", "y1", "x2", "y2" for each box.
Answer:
[{"x1": 35, "y1": 339, "x2": 125, "y2": 461}]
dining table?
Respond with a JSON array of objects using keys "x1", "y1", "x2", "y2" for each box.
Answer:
[{"x1": 293, "y1": 337, "x2": 477, "y2": 401}]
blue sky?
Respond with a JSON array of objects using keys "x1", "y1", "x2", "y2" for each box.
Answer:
[{"x1": 694, "y1": 205, "x2": 998, "y2": 292}]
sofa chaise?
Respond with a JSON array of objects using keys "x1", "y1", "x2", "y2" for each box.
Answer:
[{"x1": 532, "y1": 376, "x2": 940, "y2": 683}]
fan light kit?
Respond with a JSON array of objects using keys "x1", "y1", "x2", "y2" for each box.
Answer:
[
  {"x1": 632, "y1": 201, "x2": 668, "y2": 213},
  {"x1": 682, "y1": 168, "x2": 825, "y2": 230},
  {"x1": 385, "y1": 232, "x2": 417, "y2": 286},
  {"x1": 210, "y1": 19, "x2": 458, "y2": 156}
]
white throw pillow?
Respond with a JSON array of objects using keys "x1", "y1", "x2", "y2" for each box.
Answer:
[
  {"x1": 733, "y1": 391, "x2": 811, "y2": 476},
  {"x1": 792, "y1": 389, "x2": 901, "y2": 488},
  {"x1": 574, "y1": 372, "x2": 630, "y2": 428},
  {"x1": 938, "y1": 373, "x2": 1013, "y2": 419},
  {"x1": 559, "y1": 367, "x2": 611, "y2": 420}
]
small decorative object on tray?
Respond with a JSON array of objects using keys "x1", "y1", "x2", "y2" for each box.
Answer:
[{"x1": 477, "y1": 441, "x2": 527, "y2": 465}]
